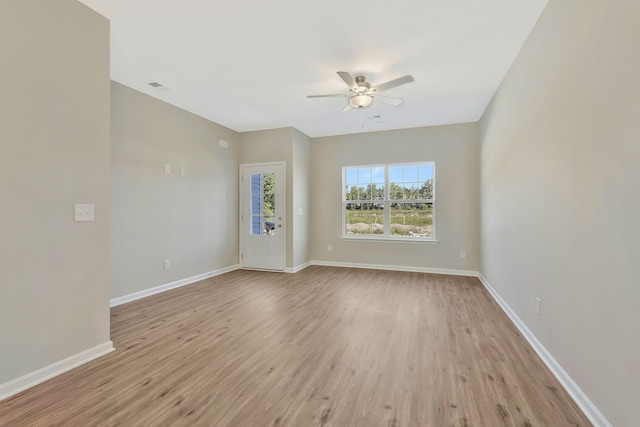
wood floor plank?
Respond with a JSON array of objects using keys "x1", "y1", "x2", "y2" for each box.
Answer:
[{"x1": 0, "y1": 266, "x2": 591, "y2": 426}]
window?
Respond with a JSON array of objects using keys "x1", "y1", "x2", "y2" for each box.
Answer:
[
  {"x1": 250, "y1": 172, "x2": 275, "y2": 235},
  {"x1": 343, "y1": 162, "x2": 435, "y2": 240}
]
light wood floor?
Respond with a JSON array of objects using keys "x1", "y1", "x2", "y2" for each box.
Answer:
[{"x1": 0, "y1": 266, "x2": 590, "y2": 426}]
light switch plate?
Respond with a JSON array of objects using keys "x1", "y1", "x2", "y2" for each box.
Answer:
[
  {"x1": 164, "y1": 164, "x2": 171, "y2": 174},
  {"x1": 74, "y1": 204, "x2": 94, "y2": 222}
]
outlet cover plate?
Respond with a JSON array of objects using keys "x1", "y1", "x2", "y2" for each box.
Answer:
[{"x1": 74, "y1": 204, "x2": 94, "y2": 222}]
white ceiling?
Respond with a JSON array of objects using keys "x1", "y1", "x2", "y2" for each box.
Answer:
[{"x1": 79, "y1": 0, "x2": 548, "y2": 138}]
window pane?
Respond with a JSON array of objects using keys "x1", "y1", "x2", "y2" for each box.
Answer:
[
  {"x1": 372, "y1": 167, "x2": 385, "y2": 184},
  {"x1": 263, "y1": 216, "x2": 275, "y2": 235},
  {"x1": 345, "y1": 168, "x2": 358, "y2": 185},
  {"x1": 390, "y1": 203, "x2": 433, "y2": 238},
  {"x1": 418, "y1": 164, "x2": 433, "y2": 182},
  {"x1": 358, "y1": 167, "x2": 372, "y2": 184},
  {"x1": 389, "y1": 182, "x2": 403, "y2": 201},
  {"x1": 389, "y1": 164, "x2": 433, "y2": 201},
  {"x1": 362, "y1": 184, "x2": 375, "y2": 200},
  {"x1": 250, "y1": 173, "x2": 275, "y2": 236},
  {"x1": 403, "y1": 183, "x2": 420, "y2": 199},
  {"x1": 358, "y1": 183, "x2": 385, "y2": 200},
  {"x1": 345, "y1": 167, "x2": 386, "y2": 202},
  {"x1": 373, "y1": 184, "x2": 385, "y2": 200},
  {"x1": 390, "y1": 166, "x2": 406, "y2": 200},
  {"x1": 389, "y1": 166, "x2": 403, "y2": 183},
  {"x1": 345, "y1": 203, "x2": 384, "y2": 235},
  {"x1": 263, "y1": 173, "x2": 275, "y2": 194},
  {"x1": 403, "y1": 165, "x2": 418, "y2": 182},
  {"x1": 263, "y1": 193, "x2": 275, "y2": 217},
  {"x1": 419, "y1": 178, "x2": 434, "y2": 199},
  {"x1": 346, "y1": 185, "x2": 362, "y2": 200}
]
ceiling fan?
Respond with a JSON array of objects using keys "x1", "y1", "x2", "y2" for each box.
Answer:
[{"x1": 308, "y1": 71, "x2": 415, "y2": 111}]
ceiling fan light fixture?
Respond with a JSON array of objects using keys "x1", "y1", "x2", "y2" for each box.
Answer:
[
  {"x1": 349, "y1": 94, "x2": 373, "y2": 108},
  {"x1": 308, "y1": 72, "x2": 413, "y2": 112}
]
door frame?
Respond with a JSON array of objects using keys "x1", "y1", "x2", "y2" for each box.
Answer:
[{"x1": 239, "y1": 161, "x2": 286, "y2": 271}]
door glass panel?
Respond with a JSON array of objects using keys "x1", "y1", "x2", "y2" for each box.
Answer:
[{"x1": 250, "y1": 172, "x2": 276, "y2": 236}]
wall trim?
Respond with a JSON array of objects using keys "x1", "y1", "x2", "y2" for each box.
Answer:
[
  {"x1": 0, "y1": 341, "x2": 114, "y2": 402},
  {"x1": 477, "y1": 274, "x2": 612, "y2": 427},
  {"x1": 285, "y1": 261, "x2": 312, "y2": 273},
  {"x1": 110, "y1": 264, "x2": 241, "y2": 307},
  {"x1": 310, "y1": 260, "x2": 478, "y2": 277}
]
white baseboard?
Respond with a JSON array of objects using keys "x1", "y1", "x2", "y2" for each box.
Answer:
[
  {"x1": 310, "y1": 260, "x2": 478, "y2": 277},
  {"x1": 477, "y1": 274, "x2": 611, "y2": 427},
  {"x1": 110, "y1": 264, "x2": 240, "y2": 307},
  {"x1": 284, "y1": 261, "x2": 312, "y2": 273},
  {"x1": 0, "y1": 341, "x2": 114, "y2": 402}
]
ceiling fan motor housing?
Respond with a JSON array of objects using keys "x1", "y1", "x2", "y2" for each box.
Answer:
[{"x1": 354, "y1": 76, "x2": 371, "y2": 93}]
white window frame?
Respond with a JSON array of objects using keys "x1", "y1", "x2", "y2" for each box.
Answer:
[{"x1": 341, "y1": 162, "x2": 437, "y2": 243}]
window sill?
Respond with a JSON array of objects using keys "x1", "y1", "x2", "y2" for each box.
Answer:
[{"x1": 340, "y1": 236, "x2": 439, "y2": 244}]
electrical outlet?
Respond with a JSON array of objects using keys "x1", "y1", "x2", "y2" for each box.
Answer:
[
  {"x1": 327, "y1": 245, "x2": 333, "y2": 252},
  {"x1": 74, "y1": 204, "x2": 94, "y2": 222},
  {"x1": 180, "y1": 166, "x2": 185, "y2": 176},
  {"x1": 164, "y1": 259, "x2": 171, "y2": 270},
  {"x1": 459, "y1": 250, "x2": 466, "y2": 259},
  {"x1": 536, "y1": 297, "x2": 541, "y2": 316}
]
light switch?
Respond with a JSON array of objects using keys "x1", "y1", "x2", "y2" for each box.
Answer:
[
  {"x1": 164, "y1": 164, "x2": 171, "y2": 174},
  {"x1": 180, "y1": 166, "x2": 185, "y2": 176},
  {"x1": 74, "y1": 204, "x2": 94, "y2": 222},
  {"x1": 298, "y1": 208, "x2": 303, "y2": 216}
]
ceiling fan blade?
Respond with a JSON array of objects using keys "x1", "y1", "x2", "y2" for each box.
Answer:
[
  {"x1": 371, "y1": 75, "x2": 415, "y2": 92},
  {"x1": 307, "y1": 94, "x2": 349, "y2": 98},
  {"x1": 342, "y1": 104, "x2": 353, "y2": 112},
  {"x1": 374, "y1": 95, "x2": 405, "y2": 106},
  {"x1": 337, "y1": 71, "x2": 358, "y2": 90}
]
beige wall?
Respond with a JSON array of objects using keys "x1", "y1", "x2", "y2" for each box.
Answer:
[
  {"x1": 110, "y1": 82, "x2": 240, "y2": 299},
  {"x1": 292, "y1": 129, "x2": 311, "y2": 268},
  {"x1": 309, "y1": 124, "x2": 480, "y2": 271},
  {"x1": 0, "y1": 0, "x2": 111, "y2": 384},
  {"x1": 479, "y1": 1, "x2": 639, "y2": 425},
  {"x1": 239, "y1": 128, "x2": 294, "y2": 268}
]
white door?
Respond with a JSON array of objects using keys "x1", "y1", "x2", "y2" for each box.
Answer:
[{"x1": 240, "y1": 162, "x2": 285, "y2": 271}]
